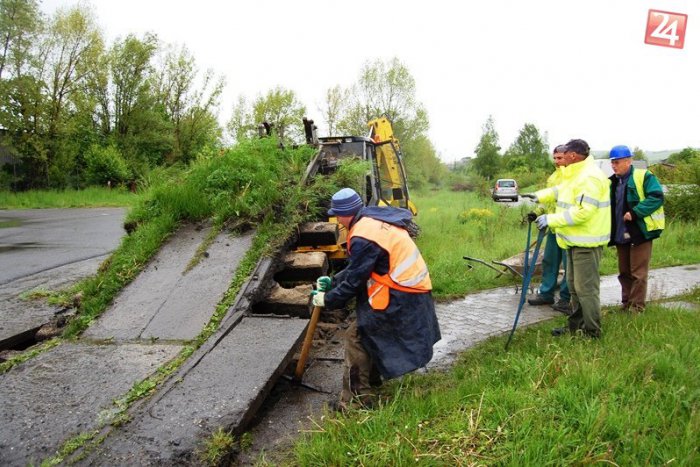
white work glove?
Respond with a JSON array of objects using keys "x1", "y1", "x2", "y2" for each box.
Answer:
[
  {"x1": 535, "y1": 215, "x2": 548, "y2": 230},
  {"x1": 311, "y1": 291, "x2": 325, "y2": 307}
]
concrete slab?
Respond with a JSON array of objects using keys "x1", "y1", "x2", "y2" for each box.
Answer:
[
  {"x1": 84, "y1": 227, "x2": 253, "y2": 341},
  {"x1": 0, "y1": 255, "x2": 109, "y2": 349},
  {"x1": 81, "y1": 316, "x2": 308, "y2": 465},
  {"x1": 0, "y1": 342, "x2": 181, "y2": 466}
]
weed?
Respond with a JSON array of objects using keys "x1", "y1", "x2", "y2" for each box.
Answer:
[{"x1": 198, "y1": 427, "x2": 235, "y2": 466}]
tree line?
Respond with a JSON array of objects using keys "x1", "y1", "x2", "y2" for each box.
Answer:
[
  {"x1": 0, "y1": 1, "x2": 446, "y2": 191},
  {"x1": 0, "y1": 1, "x2": 218, "y2": 189}
]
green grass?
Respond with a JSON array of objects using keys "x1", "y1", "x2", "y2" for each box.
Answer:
[
  {"x1": 293, "y1": 299, "x2": 700, "y2": 465},
  {"x1": 414, "y1": 189, "x2": 700, "y2": 299},
  {"x1": 0, "y1": 186, "x2": 142, "y2": 208},
  {"x1": 289, "y1": 188, "x2": 700, "y2": 466}
]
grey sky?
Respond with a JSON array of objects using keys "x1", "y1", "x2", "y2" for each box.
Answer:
[{"x1": 43, "y1": 0, "x2": 698, "y2": 162}]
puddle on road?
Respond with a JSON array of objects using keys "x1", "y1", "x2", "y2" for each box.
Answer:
[{"x1": 0, "y1": 242, "x2": 44, "y2": 253}]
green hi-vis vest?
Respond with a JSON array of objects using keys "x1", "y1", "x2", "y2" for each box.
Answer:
[{"x1": 632, "y1": 169, "x2": 665, "y2": 231}]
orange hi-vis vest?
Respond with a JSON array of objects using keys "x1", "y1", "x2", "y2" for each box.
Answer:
[{"x1": 348, "y1": 217, "x2": 432, "y2": 310}]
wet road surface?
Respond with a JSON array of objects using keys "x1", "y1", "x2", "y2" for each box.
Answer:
[{"x1": 0, "y1": 208, "x2": 126, "y2": 285}]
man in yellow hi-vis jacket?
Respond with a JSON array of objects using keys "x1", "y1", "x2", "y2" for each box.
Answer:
[{"x1": 523, "y1": 139, "x2": 611, "y2": 338}]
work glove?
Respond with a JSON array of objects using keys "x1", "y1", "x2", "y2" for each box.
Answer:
[
  {"x1": 316, "y1": 276, "x2": 332, "y2": 292},
  {"x1": 535, "y1": 215, "x2": 548, "y2": 230},
  {"x1": 521, "y1": 193, "x2": 538, "y2": 202},
  {"x1": 311, "y1": 290, "x2": 325, "y2": 307},
  {"x1": 526, "y1": 212, "x2": 538, "y2": 223}
]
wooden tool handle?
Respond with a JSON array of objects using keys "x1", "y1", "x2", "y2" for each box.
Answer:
[{"x1": 293, "y1": 305, "x2": 322, "y2": 381}]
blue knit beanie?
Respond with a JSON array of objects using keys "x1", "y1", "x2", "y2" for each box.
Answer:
[{"x1": 328, "y1": 188, "x2": 364, "y2": 216}]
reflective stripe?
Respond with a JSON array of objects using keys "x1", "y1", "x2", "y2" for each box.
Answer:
[
  {"x1": 558, "y1": 233, "x2": 610, "y2": 244},
  {"x1": 391, "y1": 247, "x2": 420, "y2": 279},
  {"x1": 557, "y1": 201, "x2": 574, "y2": 209},
  {"x1": 552, "y1": 186, "x2": 559, "y2": 199},
  {"x1": 563, "y1": 210, "x2": 575, "y2": 226},
  {"x1": 394, "y1": 267, "x2": 429, "y2": 287},
  {"x1": 581, "y1": 196, "x2": 611, "y2": 208},
  {"x1": 651, "y1": 213, "x2": 665, "y2": 221}
]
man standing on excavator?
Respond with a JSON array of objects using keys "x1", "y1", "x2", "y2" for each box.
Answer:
[{"x1": 312, "y1": 188, "x2": 441, "y2": 410}]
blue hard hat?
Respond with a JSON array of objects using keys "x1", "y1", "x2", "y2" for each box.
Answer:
[
  {"x1": 328, "y1": 188, "x2": 364, "y2": 216},
  {"x1": 609, "y1": 145, "x2": 632, "y2": 160}
]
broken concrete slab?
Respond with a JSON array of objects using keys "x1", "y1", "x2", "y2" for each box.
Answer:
[
  {"x1": 84, "y1": 227, "x2": 253, "y2": 341},
  {"x1": 253, "y1": 283, "x2": 313, "y2": 318},
  {"x1": 0, "y1": 342, "x2": 181, "y2": 466},
  {"x1": 295, "y1": 222, "x2": 338, "y2": 247},
  {"x1": 0, "y1": 255, "x2": 110, "y2": 349},
  {"x1": 274, "y1": 251, "x2": 328, "y2": 282},
  {"x1": 79, "y1": 316, "x2": 308, "y2": 466}
]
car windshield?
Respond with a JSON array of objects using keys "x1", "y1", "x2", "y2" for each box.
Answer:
[{"x1": 498, "y1": 180, "x2": 515, "y2": 187}]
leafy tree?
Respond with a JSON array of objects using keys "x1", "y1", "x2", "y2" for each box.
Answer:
[
  {"x1": 667, "y1": 147, "x2": 700, "y2": 164},
  {"x1": 632, "y1": 146, "x2": 648, "y2": 162},
  {"x1": 503, "y1": 123, "x2": 550, "y2": 171},
  {"x1": 318, "y1": 85, "x2": 347, "y2": 136},
  {"x1": 337, "y1": 57, "x2": 428, "y2": 141},
  {"x1": 227, "y1": 86, "x2": 305, "y2": 144},
  {"x1": 472, "y1": 115, "x2": 501, "y2": 180},
  {"x1": 0, "y1": 0, "x2": 40, "y2": 80},
  {"x1": 156, "y1": 45, "x2": 224, "y2": 163}
]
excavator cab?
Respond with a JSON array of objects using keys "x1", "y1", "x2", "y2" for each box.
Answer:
[{"x1": 301, "y1": 116, "x2": 417, "y2": 216}]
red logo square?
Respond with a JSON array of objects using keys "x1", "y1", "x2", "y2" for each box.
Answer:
[{"x1": 645, "y1": 9, "x2": 688, "y2": 49}]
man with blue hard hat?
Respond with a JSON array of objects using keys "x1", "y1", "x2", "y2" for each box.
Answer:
[
  {"x1": 608, "y1": 145, "x2": 665, "y2": 312},
  {"x1": 312, "y1": 187, "x2": 441, "y2": 410}
]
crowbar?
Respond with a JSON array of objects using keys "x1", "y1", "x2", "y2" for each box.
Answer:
[{"x1": 293, "y1": 305, "x2": 322, "y2": 382}]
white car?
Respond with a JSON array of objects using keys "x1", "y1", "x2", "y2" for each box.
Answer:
[{"x1": 492, "y1": 179, "x2": 518, "y2": 202}]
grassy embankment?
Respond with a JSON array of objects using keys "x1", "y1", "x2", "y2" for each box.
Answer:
[
  {"x1": 0, "y1": 186, "x2": 143, "y2": 208},
  {"x1": 288, "y1": 189, "x2": 700, "y2": 466}
]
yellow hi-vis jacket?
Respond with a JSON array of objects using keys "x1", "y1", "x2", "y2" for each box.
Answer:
[
  {"x1": 535, "y1": 166, "x2": 565, "y2": 217},
  {"x1": 632, "y1": 168, "x2": 665, "y2": 232},
  {"x1": 534, "y1": 156, "x2": 611, "y2": 249},
  {"x1": 348, "y1": 216, "x2": 432, "y2": 310}
]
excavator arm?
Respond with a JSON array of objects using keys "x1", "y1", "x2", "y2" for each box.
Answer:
[{"x1": 367, "y1": 117, "x2": 417, "y2": 215}]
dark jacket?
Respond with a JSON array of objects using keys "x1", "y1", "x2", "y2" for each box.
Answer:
[
  {"x1": 324, "y1": 206, "x2": 441, "y2": 379},
  {"x1": 609, "y1": 166, "x2": 664, "y2": 246}
]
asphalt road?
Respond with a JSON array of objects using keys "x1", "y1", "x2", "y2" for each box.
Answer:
[{"x1": 0, "y1": 208, "x2": 127, "y2": 285}]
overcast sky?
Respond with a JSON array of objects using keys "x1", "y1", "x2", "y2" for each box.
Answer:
[{"x1": 42, "y1": 0, "x2": 698, "y2": 162}]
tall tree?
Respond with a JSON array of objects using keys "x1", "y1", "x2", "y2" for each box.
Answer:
[
  {"x1": 337, "y1": 57, "x2": 428, "y2": 141},
  {"x1": 0, "y1": 0, "x2": 40, "y2": 80},
  {"x1": 156, "y1": 45, "x2": 224, "y2": 163},
  {"x1": 318, "y1": 84, "x2": 347, "y2": 136},
  {"x1": 503, "y1": 123, "x2": 550, "y2": 171},
  {"x1": 227, "y1": 86, "x2": 305, "y2": 144},
  {"x1": 632, "y1": 146, "x2": 648, "y2": 162},
  {"x1": 472, "y1": 115, "x2": 500, "y2": 180}
]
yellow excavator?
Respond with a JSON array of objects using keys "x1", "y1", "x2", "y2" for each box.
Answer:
[
  {"x1": 294, "y1": 115, "x2": 418, "y2": 261},
  {"x1": 301, "y1": 116, "x2": 417, "y2": 216}
]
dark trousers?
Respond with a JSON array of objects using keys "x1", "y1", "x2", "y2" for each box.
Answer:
[
  {"x1": 539, "y1": 231, "x2": 570, "y2": 301},
  {"x1": 340, "y1": 321, "x2": 381, "y2": 406},
  {"x1": 616, "y1": 241, "x2": 653, "y2": 311},
  {"x1": 566, "y1": 246, "x2": 602, "y2": 337}
]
